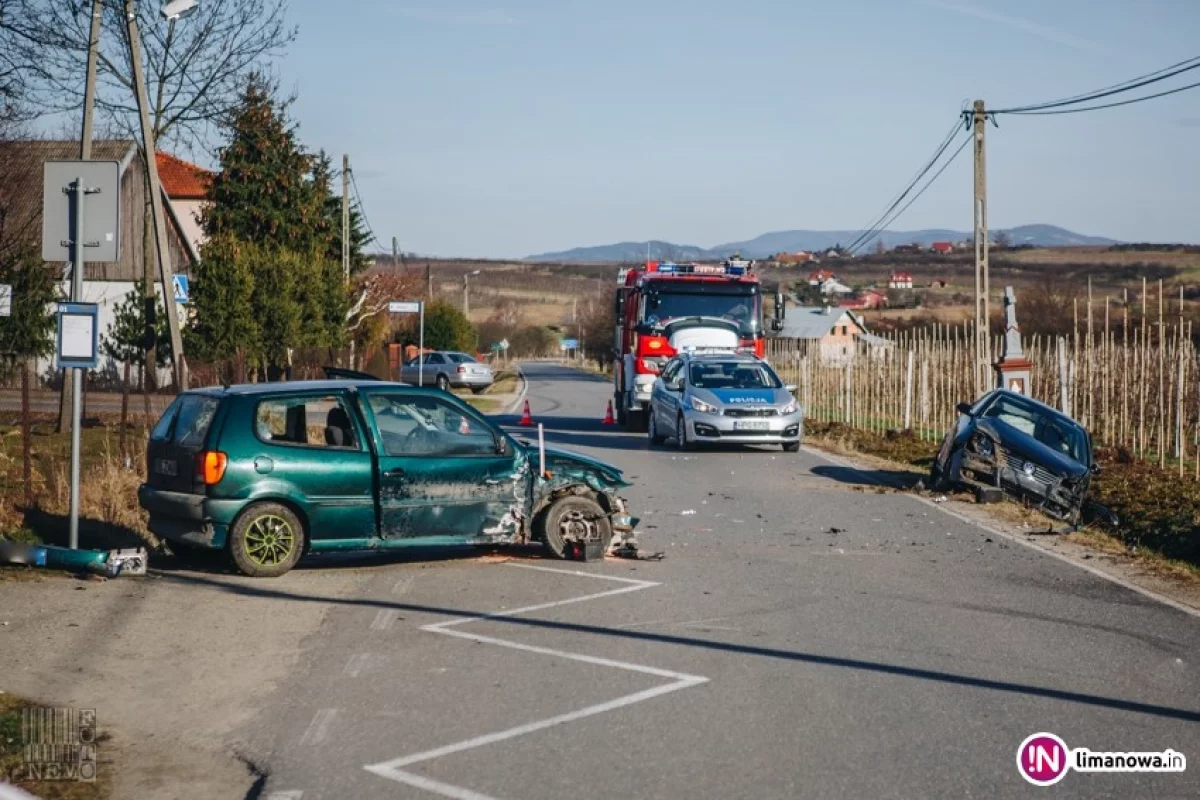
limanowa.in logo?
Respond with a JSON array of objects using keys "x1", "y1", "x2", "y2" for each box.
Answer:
[{"x1": 1017, "y1": 732, "x2": 1187, "y2": 787}]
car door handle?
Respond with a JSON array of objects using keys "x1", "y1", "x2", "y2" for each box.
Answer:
[{"x1": 383, "y1": 467, "x2": 406, "y2": 478}]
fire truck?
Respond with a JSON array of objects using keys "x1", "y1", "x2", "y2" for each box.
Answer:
[{"x1": 612, "y1": 257, "x2": 767, "y2": 431}]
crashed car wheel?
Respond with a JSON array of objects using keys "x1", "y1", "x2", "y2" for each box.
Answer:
[
  {"x1": 540, "y1": 495, "x2": 613, "y2": 560},
  {"x1": 229, "y1": 502, "x2": 305, "y2": 578}
]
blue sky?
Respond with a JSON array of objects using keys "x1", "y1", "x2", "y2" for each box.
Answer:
[{"x1": 279, "y1": 0, "x2": 1200, "y2": 257}]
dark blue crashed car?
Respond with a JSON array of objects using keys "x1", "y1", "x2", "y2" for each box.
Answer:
[{"x1": 930, "y1": 389, "x2": 1098, "y2": 523}]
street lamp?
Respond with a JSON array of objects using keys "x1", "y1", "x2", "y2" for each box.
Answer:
[{"x1": 463, "y1": 270, "x2": 480, "y2": 318}]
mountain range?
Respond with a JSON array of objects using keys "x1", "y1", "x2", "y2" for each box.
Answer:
[{"x1": 525, "y1": 224, "x2": 1117, "y2": 263}]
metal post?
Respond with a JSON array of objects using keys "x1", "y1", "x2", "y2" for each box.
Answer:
[
  {"x1": 126, "y1": 0, "x2": 186, "y2": 390},
  {"x1": 58, "y1": 0, "x2": 104, "y2": 434},
  {"x1": 68, "y1": 178, "x2": 86, "y2": 550},
  {"x1": 418, "y1": 302, "x2": 425, "y2": 387},
  {"x1": 972, "y1": 99, "x2": 989, "y2": 396},
  {"x1": 463, "y1": 274, "x2": 469, "y2": 318}
]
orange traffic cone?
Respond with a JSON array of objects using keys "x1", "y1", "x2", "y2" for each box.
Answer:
[
  {"x1": 518, "y1": 399, "x2": 534, "y2": 426},
  {"x1": 602, "y1": 400, "x2": 615, "y2": 425}
]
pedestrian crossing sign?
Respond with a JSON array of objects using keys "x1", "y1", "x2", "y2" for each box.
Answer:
[{"x1": 173, "y1": 274, "x2": 189, "y2": 304}]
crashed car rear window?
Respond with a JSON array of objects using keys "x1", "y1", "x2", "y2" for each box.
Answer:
[{"x1": 980, "y1": 396, "x2": 1088, "y2": 463}]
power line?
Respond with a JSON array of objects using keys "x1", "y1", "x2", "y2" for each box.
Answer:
[
  {"x1": 845, "y1": 116, "x2": 964, "y2": 254},
  {"x1": 850, "y1": 133, "x2": 972, "y2": 255},
  {"x1": 347, "y1": 167, "x2": 381, "y2": 249},
  {"x1": 991, "y1": 54, "x2": 1200, "y2": 114},
  {"x1": 1004, "y1": 77, "x2": 1200, "y2": 116}
]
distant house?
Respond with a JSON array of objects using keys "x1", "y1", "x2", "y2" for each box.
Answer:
[
  {"x1": 840, "y1": 290, "x2": 888, "y2": 311},
  {"x1": 888, "y1": 271, "x2": 913, "y2": 290},
  {"x1": 823, "y1": 248, "x2": 844, "y2": 259},
  {"x1": 819, "y1": 276, "x2": 854, "y2": 296},
  {"x1": 773, "y1": 304, "x2": 869, "y2": 363},
  {"x1": 808, "y1": 268, "x2": 836, "y2": 285},
  {"x1": 774, "y1": 251, "x2": 814, "y2": 266},
  {"x1": 931, "y1": 241, "x2": 954, "y2": 254},
  {"x1": 156, "y1": 151, "x2": 213, "y2": 259},
  {"x1": 892, "y1": 243, "x2": 922, "y2": 255}
]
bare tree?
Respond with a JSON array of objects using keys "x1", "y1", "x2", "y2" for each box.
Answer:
[
  {"x1": 993, "y1": 230, "x2": 1012, "y2": 249},
  {"x1": 5, "y1": 0, "x2": 296, "y2": 149},
  {"x1": 0, "y1": 0, "x2": 39, "y2": 139}
]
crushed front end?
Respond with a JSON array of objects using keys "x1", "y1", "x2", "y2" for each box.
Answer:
[{"x1": 954, "y1": 432, "x2": 1088, "y2": 523}]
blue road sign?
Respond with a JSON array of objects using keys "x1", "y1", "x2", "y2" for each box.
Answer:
[{"x1": 173, "y1": 274, "x2": 189, "y2": 304}]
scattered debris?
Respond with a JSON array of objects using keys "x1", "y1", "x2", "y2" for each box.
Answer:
[
  {"x1": 0, "y1": 541, "x2": 147, "y2": 578},
  {"x1": 679, "y1": 509, "x2": 696, "y2": 516},
  {"x1": 827, "y1": 527, "x2": 845, "y2": 534}
]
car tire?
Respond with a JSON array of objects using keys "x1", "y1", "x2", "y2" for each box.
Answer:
[
  {"x1": 436, "y1": 374, "x2": 450, "y2": 392},
  {"x1": 540, "y1": 495, "x2": 613, "y2": 560},
  {"x1": 648, "y1": 411, "x2": 665, "y2": 445},
  {"x1": 228, "y1": 502, "x2": 305, "y2": 578},
  {"x1": 782, "y1": 441, "x2": 800, "y2": 453},
  {"x1": 676, "y1": 413, "x2": 694, "y2": 451}
]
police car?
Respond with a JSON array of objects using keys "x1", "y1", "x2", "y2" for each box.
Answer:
[{"x1": 647, "y1": 350, "x2": 803, "y2": 451}]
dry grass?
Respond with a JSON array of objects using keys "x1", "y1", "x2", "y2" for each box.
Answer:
[{"x1": 1004, "y1": 247, "x2": 1200, "y2": 268}]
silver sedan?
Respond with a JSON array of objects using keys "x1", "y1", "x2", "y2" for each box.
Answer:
[{"x1": 399, "y1": 351, "x2": 494, "y2": 393}]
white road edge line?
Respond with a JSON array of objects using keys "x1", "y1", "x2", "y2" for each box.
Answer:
[
  {"x1": 802, "y1": 445, "x2": 1200, "y2": 619},
  {"x1": 363, "y1": 565, "x2": 709, "y2": 799},
  {"x1": 298, "y1": 708, "x2": 337, "y2": 746}
]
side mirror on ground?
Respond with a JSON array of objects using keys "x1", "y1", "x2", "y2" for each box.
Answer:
[{"x1": 956, "y1": 402, "x2": 974, "y2": 416}]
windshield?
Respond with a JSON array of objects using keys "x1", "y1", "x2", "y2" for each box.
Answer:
[
  {"x1": 689, "y1": 361, "x2": 782, "y2": 390},
  {"x1": 643, "y1": 289, "x2": 760, "y2": 335},
  {"x1": 980, "y1": 395, "x2": 1089, "y2": 463}
]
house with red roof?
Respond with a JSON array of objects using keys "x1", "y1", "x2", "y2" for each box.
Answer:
[
  {"x1": 930, "y1": 241, "x2": 954, "y2": 254},
  {"x1": 887, "y1": 271, "x2": 913, "y2": 290},
  {"x1": 156, "y1": 151, "x2": 213, "y2": 257}
]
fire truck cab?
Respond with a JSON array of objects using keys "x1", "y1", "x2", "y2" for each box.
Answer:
[{"x1": 613, "y1": 258, "x2": 764, "y2": 431}]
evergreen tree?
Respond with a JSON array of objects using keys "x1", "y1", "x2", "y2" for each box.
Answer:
[
  {"x1": 0, "y1": 246, "x2": 57, "y2": 380},
  {"x1": 250, "y1": 245, "x2": 299, "y2": 374},
  {"x1": 186, "y1": 235, "x2": 259, "y2": 366},
  {"x1": 102, "y1": 280, "x2": 170, "y2": 367},
  {"x1": 202, "y1": 74, "x2": 324, "y2": 251}
]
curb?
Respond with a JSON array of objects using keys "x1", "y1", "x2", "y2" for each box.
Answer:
[{"x1": 498, "y1": 365, "x2": 528, "y2": 416}]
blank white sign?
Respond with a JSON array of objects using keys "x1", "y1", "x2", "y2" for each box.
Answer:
[{"x1": 60, "y1": 313, "x2": 95, "y2": 359}]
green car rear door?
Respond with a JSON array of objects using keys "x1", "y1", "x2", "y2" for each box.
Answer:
[{"x1": 360, "y1": 389, "x2": 528, "y2": 541}]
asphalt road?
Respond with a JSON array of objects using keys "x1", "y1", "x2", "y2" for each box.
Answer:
[{"x1": 245, "y1": 362, "x2": 1199, "y2": 800}]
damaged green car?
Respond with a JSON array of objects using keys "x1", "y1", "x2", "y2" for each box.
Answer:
[{"x1": 137, "y1": 380, "x2": 637, "y2": 576}]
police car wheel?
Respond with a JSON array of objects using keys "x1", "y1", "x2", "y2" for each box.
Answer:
[
  {"x1": 676, "y1": 414, "x2": 694, "y2": 451},
  {"x1": 782, "y1": 441, "x2": 800, "y2": 453},
  {"x1": 648, "y1": 411, "x2": 665, "y2": 445}
]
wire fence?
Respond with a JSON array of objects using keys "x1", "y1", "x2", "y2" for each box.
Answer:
[{"x1": 768, "y1": 304, "x2": 1199, "y2": 477}]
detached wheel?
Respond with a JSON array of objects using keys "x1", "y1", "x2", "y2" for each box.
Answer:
[
  {"x1": 229, "y1": 502, "x2": 305, "y2": 577},
  {"x1": 648, "y1": 410, "x2": 665, "y2": 445},
  {"x1": 436, "y1": 374, "x2": 451, "y2": 392},
  {"x1": 540, "y1": 496, "x2": 612, "y2": 560}
]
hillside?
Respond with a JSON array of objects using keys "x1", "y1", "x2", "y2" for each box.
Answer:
[{"x1": 526, "y1": 224, "x2": 1118, "y2": 262}]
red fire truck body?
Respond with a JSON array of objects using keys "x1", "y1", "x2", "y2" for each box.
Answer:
[{"x1": 612, "y1": 258, "x2": 764, "y2": 430}]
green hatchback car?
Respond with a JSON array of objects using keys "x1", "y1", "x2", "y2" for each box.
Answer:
[{"x1": 137, "y1": 380, "x2": 637, "y2": 576}]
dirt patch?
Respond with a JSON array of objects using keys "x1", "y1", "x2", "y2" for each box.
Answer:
[{"x1": 0, "y1": 564, "x2": 365, "y2": 799}]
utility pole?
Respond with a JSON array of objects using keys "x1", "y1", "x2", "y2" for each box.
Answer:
[
  {"x1": 972, "y1": 99, "x2": 989, "y2": 395},
  {"x1": 392, "y1": 236, "x2": 399, "y2": 267},
  {"x1": 425, "y1": 262, "x2": 432, "y2": 299},
  {"x1": 58, "y1": 0, "x2": 104, "y2": 433},
  {"x1": 342, "y1": 154, "x2": 350, "y2": 285},
  {"x1": 127, "y1": 0, "x2": 186, "y2": 391}
]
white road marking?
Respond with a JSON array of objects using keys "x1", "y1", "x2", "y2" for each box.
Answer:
[
  {"x1": 392, "y1": 576, "x2": 415, "y2": 595},
  {"x1": 370, "y1": 608, "x2": 397, "y2": 631},
  {"x1": 265, "y1": 791, "x2": 304, "y2": 800},
  {"x1": 299, "y1": 708, "x2": 337, "y2": 746},
  {"x1": 343, "y1": 653, "x2": 371, "y2": 678},
  {"x1": 364, "y1": 564, "x2": 709, "y2": 799},
  {"x1": 802, "y1": 445, "x2": 1200, "y2": 618}
]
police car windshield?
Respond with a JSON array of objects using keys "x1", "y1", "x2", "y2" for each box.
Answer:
[{"x1": 689, "y1": 361, "x2": 781, "y2": 390}]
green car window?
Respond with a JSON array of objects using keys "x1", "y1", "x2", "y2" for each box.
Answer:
[
  {"x1": 255, "y1": 395, "x2": 359, "y2": 449},
  {"x1": 369, "y1": 394, "x2": 497, "y2": 457}
]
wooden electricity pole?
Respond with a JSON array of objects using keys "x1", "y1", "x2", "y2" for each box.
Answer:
[
  {"x1": 972, "y1": 99, "x2": 989, "y2": 396},
  {"x1": 342, "y1": 154, "x2": 350, "y2": 285}
]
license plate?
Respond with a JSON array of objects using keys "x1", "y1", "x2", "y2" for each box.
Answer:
[
  {"x1": 733, "y1": 420, "x2": 769, "y2": 431},
  {"x1": 154, "y1": 458, "x2": 177, "y2": 477}
]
